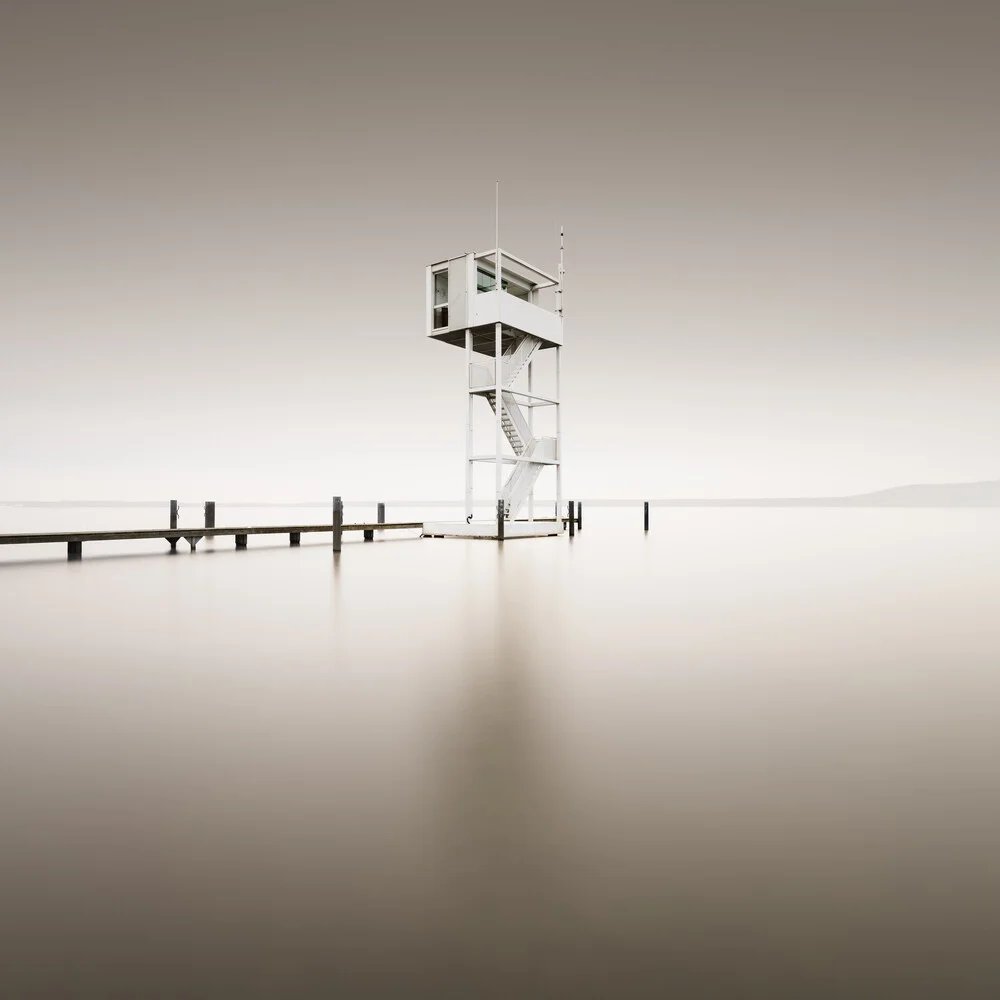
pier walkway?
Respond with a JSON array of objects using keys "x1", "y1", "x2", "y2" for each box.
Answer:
[
  {"x1": 0, "y1": 522, "x2": 422, "y2": 560},
  {"x1": 0, "y1": 499, "x2": 585, "y2": 561}
]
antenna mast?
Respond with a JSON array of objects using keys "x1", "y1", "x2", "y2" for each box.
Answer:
[
  {"x1": 556, "y1": 226, "x2": 564, "y2": 317},
  {"x1": 494, "y1": 180, "x2": 503, "y2": 506},
  {"x1": 495, "y1": 180, "x2": 502, "y2": 291}
]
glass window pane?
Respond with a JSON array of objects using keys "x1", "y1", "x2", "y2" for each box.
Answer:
[
  {"x1": 477, "y1": 268, "x2": 495, "y2": 293},
  {"x1": 434, "y1": 271, "x2": 448, "y2": 305}
]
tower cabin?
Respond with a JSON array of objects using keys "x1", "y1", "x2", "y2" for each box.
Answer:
[
  {"x1": 426, "y1": 249, "x2": 563, "y2": 353},
  {"x1": 425, "y1": 244, "x2": 564, "y2": 538}
]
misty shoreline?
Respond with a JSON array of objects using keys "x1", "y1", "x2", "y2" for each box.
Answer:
[{"x1": 2, "y1": 481, "x2": 998, "y2": 509}]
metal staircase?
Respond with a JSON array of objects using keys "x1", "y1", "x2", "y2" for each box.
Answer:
[
  {"x1": 485, "y1": 390, "x2": 531, "y2": 455},
  {"x1": 502, "y1": 333, "x2": 542, "y2": 385},
  {"x1": 484, "y1": 335, "x2": 554, "y2": 518}
]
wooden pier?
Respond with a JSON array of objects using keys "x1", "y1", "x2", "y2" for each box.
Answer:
[
  {"x1": 0, "y1": 498, "x2": 586, "y2": 562},
  {"x1": 0, "y1": 521, "x2": 422, "y2": 561}
]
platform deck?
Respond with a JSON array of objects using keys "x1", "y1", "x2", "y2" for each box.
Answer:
[{"x1": 423, "y1": 520, "x2": 563, "y2": 539}]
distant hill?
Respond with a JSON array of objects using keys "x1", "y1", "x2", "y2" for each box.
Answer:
[
  {"x1": 650, "y1": 480, "x2": 1000, "y2": 508},
  {"x1": 841, "y1": 480, "x2": 1000, "y2": 507}
]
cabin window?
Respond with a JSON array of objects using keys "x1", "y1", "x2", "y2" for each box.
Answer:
[
  {"x1": 477, "y1": 267, "x2": 497, "y2": 293},
  {"x1": 477, "y1": 266, "x2": 529, "y2": 300},
  {"x1": 433, "y1": 271, "x2": 449, "y2": 329}
]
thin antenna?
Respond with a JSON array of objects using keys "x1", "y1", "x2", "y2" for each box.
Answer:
[
  {"x1": 557, "y1": 225, "x2": 565, "y2": 317},
  {"x1": 495, "y1": 180, "x2": 501, "y2": 294}
]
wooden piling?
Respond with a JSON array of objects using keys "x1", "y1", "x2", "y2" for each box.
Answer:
[
  {"x1": 235, "y1": 534, "x2": 247, "y2": 549},
  {"x1": 497, "y1": 499, "x2": 504, "y2": 541},
  {"x1": 204, "y1": 501, "x2": 215, "y2": 529},
  {"x1": 577, "y1": 500, "x2": 583, "y2": 530},
  {"x1": 289, "y1": 532, "x2": 301, "y2": 546},
  {"x1": 644, "y1": 501, "x2": 649, "y2": 532},
  {"x1": 170, "y1": 500, "x2": 178, "y2": 530},
  {"x1": 367, "y1": 501, "x2": 384, "y2": 541},
  {"x1": 568, "y1": 501, "x2": 576, "y2": 537},
  {"x1": 332, "y1": 497, "x2": 343, "y2": 552},
  {"x1": 67, "y1": 540, "x2": 82, "y2": 561}
]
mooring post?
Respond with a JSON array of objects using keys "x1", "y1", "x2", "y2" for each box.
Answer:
[
  {"x1": 644, "y1": 501, "x2": 649, "y2": 532},
  {"x1": 204, "y1": 501, "x2": 215, "y2": 530},
  {"x1": 497, "y1": 499, "x2": 505, "y2": 542},
  {"x1": 577, "y1": 500, "x2": 583, "y2": 530},
  {"x1": 568, "y1": 501, "x2": 576, "y2": 537},
  {"x1": 168, "y1": 499, "x2": 179, "y2": 551},
  {"x1": 290, "y1": 532, "x2": 300, "y2": 547},
  {"x1": 67, "y1": 540, "x2": 82, "y2": 561},
  {"x1": 167, "y1": 500, "x2": 178, "y2": 552},
  {"x1": 364, "y1": 501, "x2": 383, "y2": 540},
  {"x1": 332, "y1": 496, "x2": 343, "y2": 552},
  {"x1": 235, "y1": 534, "x2": 247, "y2": 550}
]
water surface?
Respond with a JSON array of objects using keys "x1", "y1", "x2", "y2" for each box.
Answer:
[{"x1": 1, "y1": 507, "x2": 998, "y2": 997}]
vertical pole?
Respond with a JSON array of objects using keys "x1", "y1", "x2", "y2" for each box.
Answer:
[
  {"x1": 556, "y1": 226, "x2": 564, "y2": 529},
  {"x1": 495, "y1": 219, "x2": 504, "y2": 521},
  {"x1": 556, "y1": 226, "x2": 564, "y2": 319},
  {"x1": 465, "y1": 327, "x2": 473, "y2": 521},
  {"x1": 332, "y1": 496, "x2": 343, "y2": 552},
  {"x1": 568, "y1": 500, "x2": 575, "y2": 537},
  {"x1": 168, "y1": 499, "x2": 178, "y2": 551},
  {"x1": 644, "y1": 501, "x2": 649, "y2": 532},
  {"x1": 527, "y1": 360, "x2": 534, "y2": 521},
  {"x1": 204, "y1": 501, "x2": 215, "y2": 529},
  {"x1": 67, "y1": 540, "x2": 82, "y2": 561},
  {"x1": 377, "y1": 502, "x2": 385, "y2": 526},
  {"x1": 577, "y1": 500, "x2": 582, "y2": 530},
  {"x1": 555, "y1": 346, "x2": 562, "y2": 528},
  {"x1": 495, "y1": 319, "x2": 503, "y2": 517},
  {"x1": 497, "y1": 498, "x2": 504, "y2": 541}
]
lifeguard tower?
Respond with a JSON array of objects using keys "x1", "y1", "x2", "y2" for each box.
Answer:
[{"x1": 422, "y1": 232, "x2": 565, "y2": 539}]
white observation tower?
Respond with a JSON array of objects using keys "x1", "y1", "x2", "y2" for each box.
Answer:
[{"x1": 422, "y1": 228, "x2": 565, "y2": 539}]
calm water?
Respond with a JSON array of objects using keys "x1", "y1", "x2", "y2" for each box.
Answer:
[{"x1": 1, "y1": 506, "x2": 999, "y2": 998}]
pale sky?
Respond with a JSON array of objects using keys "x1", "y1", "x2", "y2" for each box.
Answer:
[{"x1": 2, "y1": 1, "x2": 997, "y2": 500}]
